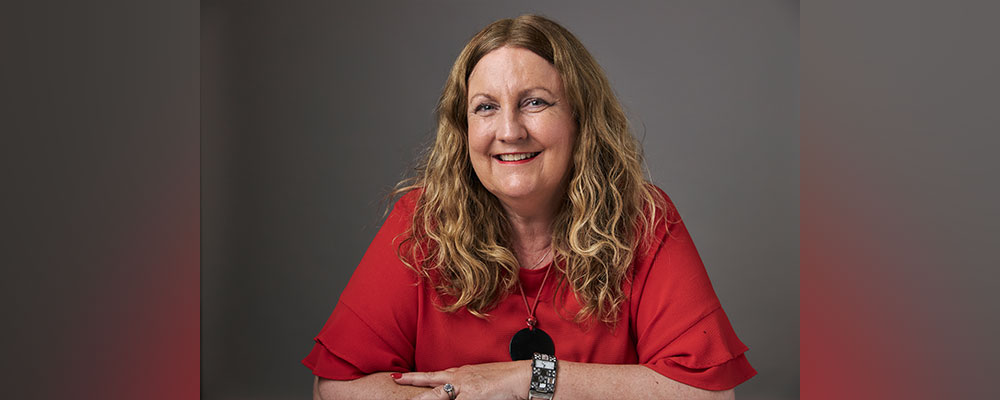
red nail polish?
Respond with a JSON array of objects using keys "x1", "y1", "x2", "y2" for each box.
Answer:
[{"x1": 391, "y1": 373, "x2": 402, "y2": 379}]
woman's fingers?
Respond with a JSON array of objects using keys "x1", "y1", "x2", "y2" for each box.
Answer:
[
  {"x1": 393, "y1": 370, "x2": 453, "y2": 387},
  {"x1": 395, "y1": 370, "x2": 464, "y2": 399},
  {"x1": 407, "y1": 384, "x2": 458, "y2": 400}
]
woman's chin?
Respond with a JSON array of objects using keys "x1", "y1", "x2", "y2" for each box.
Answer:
[{"x1": 490, "y1": 186, "x2": 557, "y2": 206}]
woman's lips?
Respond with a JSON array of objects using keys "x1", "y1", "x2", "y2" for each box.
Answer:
[{"x1": 494, "y1": 152, "x2": 541, "y2": 164}]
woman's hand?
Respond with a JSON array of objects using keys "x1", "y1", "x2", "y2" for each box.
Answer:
[{"x1": 392, "y1": 360, "x2": 532, "y2": 400}]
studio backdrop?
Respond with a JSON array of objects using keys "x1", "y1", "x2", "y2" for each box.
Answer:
[{"x1": 202, "y1": 1, "x2": 799, "y2": 399}]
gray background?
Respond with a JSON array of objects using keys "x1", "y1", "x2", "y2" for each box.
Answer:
[
  {"x1": 3, "y1": 1, "x2": 200, "y2": 399},
  {"x1": 201, "y1": 1, "x2": 798, "y2": 399},
  {"x1": 8, "y1": 1, "x2": 1000, "y2": 399}
]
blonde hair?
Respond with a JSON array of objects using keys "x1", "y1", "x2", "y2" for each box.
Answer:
[{"x1": 394, "y1": 14, "x2": 665, "y2": 325}]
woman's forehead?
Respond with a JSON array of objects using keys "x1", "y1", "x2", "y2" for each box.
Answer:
[{"x1": 467, "y1": 46, "x2": 563, "y2": 98}]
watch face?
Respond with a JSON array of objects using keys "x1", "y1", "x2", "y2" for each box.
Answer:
[{"x1": 530, "y1": 353, "x2": 557, "y2": 397}]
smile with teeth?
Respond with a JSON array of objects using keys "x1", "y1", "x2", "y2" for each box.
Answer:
[{"x1": 495, "y1": 152, "x2": 541, "y2": 162}]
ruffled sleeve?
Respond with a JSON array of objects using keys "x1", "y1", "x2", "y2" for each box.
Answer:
[
  {"x1": 631, "y1": 189, "x2": 757, "y2": 390},
  {"x1": 302, "y1": 191, "x2": 422, "y2": 380}
]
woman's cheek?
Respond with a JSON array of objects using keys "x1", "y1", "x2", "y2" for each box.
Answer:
[{"x1": 467, "y1": 125, "x2": 488, "y2": 153}]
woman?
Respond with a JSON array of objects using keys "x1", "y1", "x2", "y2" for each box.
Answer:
[{"x1": 304, "y1": 15, "x2": 756, "y2": 399}]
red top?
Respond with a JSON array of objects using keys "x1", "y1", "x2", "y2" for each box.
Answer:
[{"x1": 303, "y1": 188, "x2": 756, "y2": 391}]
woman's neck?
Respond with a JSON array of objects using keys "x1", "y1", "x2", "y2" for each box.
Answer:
[{"x1": 504, "y1": 206, "x2": 556, "y2": 270}]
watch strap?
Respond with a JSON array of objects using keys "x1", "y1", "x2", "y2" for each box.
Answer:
[{"x1": 529, "y1": 352, "x2": 557, "y2": 399}]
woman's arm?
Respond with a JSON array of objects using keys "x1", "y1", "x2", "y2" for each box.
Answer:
[
  {"x1": 395, "y1": 360, "x2": 735, "y2": 400},
  {"x1": 553, "y1": 362, "x2": 734, "y2": 400},
  {"x1": 314, "y1": 373, "x2": 429, "y2": 400}
]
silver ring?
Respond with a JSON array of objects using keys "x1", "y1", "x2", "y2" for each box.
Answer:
[{"x1": 443, "y1": 383, "x2": 456, "y2": 400}]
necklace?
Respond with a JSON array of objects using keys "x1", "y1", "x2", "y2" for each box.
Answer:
[
  {"x1": 524, "y1": 246, "x2": 551, "y2": 270},
  {"x1": 509, "y1": 248, "x2": 556, "y2": 360}
]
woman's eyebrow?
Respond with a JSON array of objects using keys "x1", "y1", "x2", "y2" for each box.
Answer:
[
  {"x1": 468, "y1": 93, "x2": 497, "y2": 103},
  {"x1": 519, "y1": 86, "x2": 555, "y2": 97},
  {"x1": 468, "y1": 87, "x2": 555, "y2": 103}
]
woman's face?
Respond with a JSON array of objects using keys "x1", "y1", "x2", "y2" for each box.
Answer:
[{"x1": 466, "y1": 46, "x2": 577, "y2": 214}]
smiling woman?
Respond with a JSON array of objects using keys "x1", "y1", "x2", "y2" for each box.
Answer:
[
  {"x1": 304, "y1": 14, "x2": 755, "y2": 400},
  {"x1": 467, "y1": 46, "x2": 577, "y2": 223}
]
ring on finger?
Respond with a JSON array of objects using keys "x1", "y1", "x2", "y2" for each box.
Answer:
[{"x1": 443, "y1": 383, "x2": 456, "y2": 400}]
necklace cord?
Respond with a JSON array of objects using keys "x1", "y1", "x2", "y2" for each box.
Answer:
[{"x1": 517, "y1": 248, "x2": 553, "y2": 330}]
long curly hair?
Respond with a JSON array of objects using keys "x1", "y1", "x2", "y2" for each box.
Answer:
[{"x1": 394, "y1": 14, "x2": 665, "y2": 325}]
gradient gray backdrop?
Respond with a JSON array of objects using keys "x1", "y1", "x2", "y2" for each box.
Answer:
[{"x1": 202, "y1": 1, "x2": 798, "y2": 399}]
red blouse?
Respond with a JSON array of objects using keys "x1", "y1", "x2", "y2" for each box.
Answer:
[{"x1": 303, "y1": 188, "x2": 756, "y2": 391}]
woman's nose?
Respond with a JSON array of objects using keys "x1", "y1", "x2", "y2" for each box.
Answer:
[{"x1": 497, "y1": 109, "x2": 527, "y2": 142}]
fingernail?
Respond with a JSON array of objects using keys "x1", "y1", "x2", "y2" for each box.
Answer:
[{"x1": 391, "y1": 373, "x2": 402, "y2": 379}]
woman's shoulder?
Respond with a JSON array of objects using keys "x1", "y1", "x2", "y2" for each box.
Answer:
[
  {"x1": 629, "y1": 183, "x2": 719, "y2": 315},
  {"x1": 377, "y1": 188, "x2": 424, "y2": 233},
  {"x1": 642, "y1": 183, "x2": 681, "y2": 234},
  {"x1": 337, "y1": 189, "x2": 425, "y2": 307},
  {"x1": 391, "y1": 187, "x2": 424, "y2": 215},
  {"x1": 383, "y1": 187, "x2": 434, "y2": 271}
]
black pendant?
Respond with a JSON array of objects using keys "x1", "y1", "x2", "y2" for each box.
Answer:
[{"x1": 509, "y1": 327, "x2": 555, "y2": 361}]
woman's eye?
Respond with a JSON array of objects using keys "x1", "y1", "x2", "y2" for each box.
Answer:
[
  {"x1": 523, "y1": 98, "x2": 551, "y2": 109},
  {"x1": 473, "y1": 103, "x2": 496, "y2": 113}
]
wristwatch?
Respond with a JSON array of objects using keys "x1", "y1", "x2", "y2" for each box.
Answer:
[{"x1": 529, "y1": 352, "x2": 558, "y2": 399}]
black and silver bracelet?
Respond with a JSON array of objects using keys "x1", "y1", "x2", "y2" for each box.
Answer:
[{"x1": 529, "y1": 352, "x2": 558, "y2": 399}]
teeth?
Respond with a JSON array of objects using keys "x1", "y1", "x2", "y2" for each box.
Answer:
[{"x1": 498, "y1": 152, "x2": 538, "y2": 162}]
